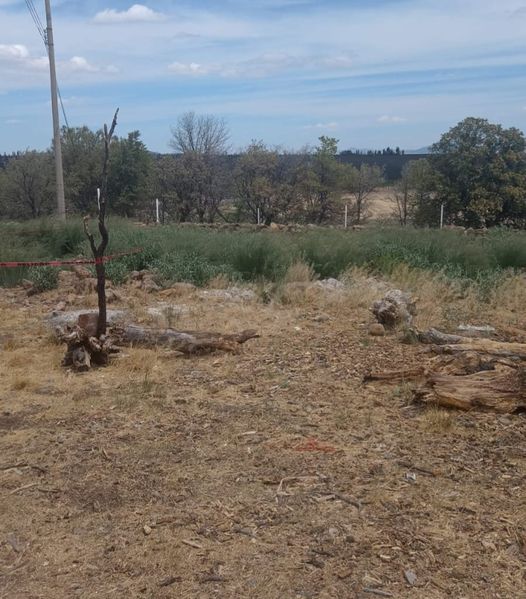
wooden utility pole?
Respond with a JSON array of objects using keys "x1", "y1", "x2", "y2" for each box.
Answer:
[{"x1": 44, "y1": 0, "x2": 66, "y2": 220}]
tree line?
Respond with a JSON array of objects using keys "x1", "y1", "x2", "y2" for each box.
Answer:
[{"x1": 1, "y1": 115, "x2": 525, "y2": 228}]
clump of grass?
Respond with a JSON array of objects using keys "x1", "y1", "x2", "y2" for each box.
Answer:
[
  {"x1": 422, "y1": 407, "x2": 455, "y2": 432},
  {"x1": 26, "y1": 266, "x2": 58, "y2": 292}
]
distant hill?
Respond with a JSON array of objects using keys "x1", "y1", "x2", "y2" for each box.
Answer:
[{"x1": 406, "y1": 146, "x2": 431, "y2": 154}]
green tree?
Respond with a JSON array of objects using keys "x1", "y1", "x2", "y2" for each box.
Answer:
[
  {"x1": 294, "y1": 136, "x2": 343, "y2": 224},
  {"x1": 394, "y1": 159, "x2": 436, "y2": 225},
  {"x1": 61, "y1": 126, "x2": 103, "y2": 214},
  {"x1": 234, "y1": 141, "x2": 295, "y2": 225},
  {"x1": 430, "y1": 117, "x2": 526, "y2": 227},
  {"x1": 107, "y1": 131, "x2": 152, "y2": 217},
  {"x1": 0, "y1": 151, "x2": 54, "y2": 219}
]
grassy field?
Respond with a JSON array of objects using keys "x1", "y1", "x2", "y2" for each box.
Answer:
[{"x1": 1, "y1": 219, "x2": 526, "y2": 291}]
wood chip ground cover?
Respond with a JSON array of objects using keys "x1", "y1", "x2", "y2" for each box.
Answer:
[{"x1": 0, "y1": 285, "x2": 525, "y2": 598}]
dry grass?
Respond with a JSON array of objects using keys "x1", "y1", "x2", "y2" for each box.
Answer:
[{"x1": 0, "y1": 278, "x2": 525, "y2": 598}]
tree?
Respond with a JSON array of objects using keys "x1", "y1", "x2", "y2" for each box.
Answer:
[
  {"x1": 393, "y1": 159, "x2": 436, "y2": 225},
  {"x1": 430, "y1": 117, "x2": 526, "y2": 227},
  {"x1": 294, "y1": 136, "x2": 343, "y2": 224},
  {"x1": 61, "y1": 127, "x2": 103, "y2": 214},
  {"x1": 345, "y1": 163, "x2": 384, "y2": 224},
  {"x1": 168, "y1": 112, "x2": 230, "y2": 222},
  {"x1": 0, "y1": 151, "x2": 54, "y2": 219},
  {"x1": 234, "y1": 141, "x2": 295, "y2": 225},
  {"x1": 107, "y1": 131, "x2": 152, "y2": 217}
]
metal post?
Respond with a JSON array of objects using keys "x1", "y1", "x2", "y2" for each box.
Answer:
[
  {"x1": 44, "y1": 0, "x2": 66, "y2": 220},
  {"x1": 440, "y1": 203, "x2": 444, "y2": 229},
  {"x1": 257, "y1": 207, "x2": 260, "y2": 225},
  {"x1": 344, "y1": 204, "x2": 348, "y2": 229},
  {"x1": 156, "y1": 198, "x2": 160, "y2": 224}
]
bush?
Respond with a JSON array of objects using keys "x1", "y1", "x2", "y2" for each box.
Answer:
[{"x1": 26, "y1": 266, "x2": 58, "y2": 292}]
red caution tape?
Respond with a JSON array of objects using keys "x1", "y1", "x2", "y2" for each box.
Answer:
[{"x1": 0, "y1": 247, "x2": 143, "y2": 268}]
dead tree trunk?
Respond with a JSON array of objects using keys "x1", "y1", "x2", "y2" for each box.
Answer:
[{"x1": 83, "y1": 108, "x2": 119, "y2": 338}]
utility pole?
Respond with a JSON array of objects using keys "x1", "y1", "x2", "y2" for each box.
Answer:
[{"x1": 44, "y1": 0, "x2": 66, "y2": 220}]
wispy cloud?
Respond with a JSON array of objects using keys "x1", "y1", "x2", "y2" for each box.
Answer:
[
  {"x1": 94, "y1": 4, "x2": 165, "y2": 24},
  {"x1": 377, "y1": 115, "x2": 407, "y2": 124},
  {"x1": 168, "y1": 53, "x2": 353, "y2": 78},
  {"x1": 303, "y1": 121, "x2": 339, "y2": 130}
]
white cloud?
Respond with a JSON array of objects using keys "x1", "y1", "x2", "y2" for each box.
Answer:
[
  {"x1": 5, "y1": 118, "x2": 21, "y2": 124},
  {"x1": 0, "y1": 44, "x2": 48, "y2": 70},
  {"x1": 168, "y1": 62, "x2": 210, "y2": 76},
  {"x1": 94, "y1": 4, "x2": 165, "y2": 24},
  {"x1": 303, "y1": 121, "x2": 339, "y2": 130},
  {"x1": 377, "y1": 115, "x2": 407, "y2": 124},
  {"x1": 68, "y1": 56, "x2": 98, "y2": 73}
]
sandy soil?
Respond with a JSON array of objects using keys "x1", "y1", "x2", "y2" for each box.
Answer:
[{"x1": 0, "y1": 283, "x2": 525, "y2": 598}]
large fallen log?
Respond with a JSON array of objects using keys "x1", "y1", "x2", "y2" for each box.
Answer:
[
  {"x1": 415, "y1": 366, "x2": 526, "y2": 413},
  {"x1": 111, "y1": 324, "x2": 259, "y2": 354},
  {"x1": 430, "y1": 339, "x2": 526, "y2": 360}
]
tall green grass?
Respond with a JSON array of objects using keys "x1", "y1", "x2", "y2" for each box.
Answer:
[{"x1": 1, "y1": 218, "x2": 525, "y2": 289}]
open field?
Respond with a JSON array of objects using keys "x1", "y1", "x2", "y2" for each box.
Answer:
[{"x1": 1, "y1": 252, "x2": 526, "y2": 598}]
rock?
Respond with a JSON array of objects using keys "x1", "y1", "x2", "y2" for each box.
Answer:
[
  {"x1": 198, "y1": 287, "x2": 257, "y2": 303},
  {"x1": 369, "y1": 323, "x2": 385, "y2": 337},
  {"x1": 71, "y1": 265, "x2": 92, "y2": 279},
  {"x1": 143, "y1": 525, "x2": 152, "y2": 536},
  {"x1": 404, "y1": 570, "x2": 417, "y2": 586},
  {"x1": 313, "y1": 313, "x2": 330, "y2": 323},
  {"x1": 106, "y1": 289, "x2": 123, "y2": 303},
  {"x1": 47, "y1": 309, "x2": 128, "y2": 333},
  {"x1": 163, "y1": 282, "x2": 197, "y2": 296},
  {"x1": 54, "y1": 301, "x2": 67, "y2": 312},
  {"x1": 314, "y1": 278, "x2": 345, "y2": 291},
  {"x1": 21, "y1": 279, "x2": 34, "y2": 290},
  {"x1": 372, "y1": 289, "x2": 416, "y2": 329},
  {"x1": 142, "y1": 278, "x2": 161, "y2": 293}
]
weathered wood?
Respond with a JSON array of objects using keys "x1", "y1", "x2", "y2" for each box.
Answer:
[
  {"x1": 430, "y1": 339, "x2": 526, "y2": 360},
  {"x1": 113, "y1": 324, "x2": 259, "y2": 354},
  {"x1": 415, "y1": 366, "x2": 526, "y2": 413},
  {"x1": 364, "y1": 367, "x2": 427, "y2": 383},
  {"x1": 416, "y1": 328, "x2": 465, "y2": 345}
]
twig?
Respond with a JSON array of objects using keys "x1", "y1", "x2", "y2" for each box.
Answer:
[
  {"x1": 0, "y1": 463, "x2": 28, "y2": 471},
  {"x1": 333, "y1": 492, "x2": 362, "y2": 509},
  {"x1": 363, "y1": 589, "x2": 393, "y2": 597},
  {"x1": 397, "y1": 460, "x2": 437, "y2": 477},
  {"x1": 181, "y1": 539, "x2": 203, "y2": 549},
  {"x1": 8, "y1": 482, "x2": 38, "y2": 495}
]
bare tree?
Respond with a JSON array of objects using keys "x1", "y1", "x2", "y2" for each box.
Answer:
[
  {"x1": 83, "y1": 109, "x2": 119, "y2": 337},
  {"x1": 170, "y1": 112, "x2": 229, "y2": 155},
  {"x1": 168, "y1": 112, "x2": 230, "y2": 222}
]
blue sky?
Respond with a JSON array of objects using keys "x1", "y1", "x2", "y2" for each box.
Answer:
[{"x1": 0, "y1": 0, "x2": 525, "y2": 153}]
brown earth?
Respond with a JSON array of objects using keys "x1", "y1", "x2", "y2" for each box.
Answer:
[{"x1": 0, "y1": 281, "x2": 525, "y2": 599}]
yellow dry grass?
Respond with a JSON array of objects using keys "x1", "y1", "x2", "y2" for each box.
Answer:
[{"x1": 0, "y1": 275, "x2": 525, "y2": 598}]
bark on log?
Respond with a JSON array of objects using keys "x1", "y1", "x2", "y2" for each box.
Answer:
[
  {"x1": 430, "y1": 339, "x2": 526, "y2": 360},
  {"x1": 112, "y1": 324, "x2": 259, "y2": 354},
  {"x1": 415, "y1": 367, "x2": 526, "y2": 413}
]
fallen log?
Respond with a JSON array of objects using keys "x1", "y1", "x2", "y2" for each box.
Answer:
[
  {"x1": 415, "y1": 366, "x2": 526, "y2": 413},
  {"x1": 430, "y1": 339, "x2": 526, "y2": 360},
  {"x1": 112, "y1": 324, "x2": 259, "y2": 354}
]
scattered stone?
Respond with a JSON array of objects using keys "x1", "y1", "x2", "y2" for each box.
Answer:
[
  {"x1": 143, "y1": 525, "x2": 152, "y2": 536},
  {"x1": 161, "y1": 282, "x2": 196, "y2": 297},
  {"x1": 71, "y1": 265, "x2": 92, "y2": 279},
  {"x1": 54, "y1": 301, "x2": 67, "y2": 312},
  {"x1": 369, "y1": 323, "x2": 385, "y2": 337},
  {"x1": 198, "y1": 287, "x2": 257, "y2": 303},
  {"x1": 404, "y1": 570, "x2": 417, "y2": 586},
  {"x1": 314, "y1": 278, "x2": 345, "y2": 291},
  {"x1": 21, "y1": 279, "x2": 34, "y2": 290},
  {"x1": 47, "y1": 309, "x2": 128, "y2": 333},
  {"x1": 372, "y1": 289, "x2": 416, "y2": 329},
  {"x1": 313, "y1": 313, "x2": 331, "y2": 323}
]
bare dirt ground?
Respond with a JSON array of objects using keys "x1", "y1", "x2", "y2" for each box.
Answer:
[{"x1": 1, "y1": 281, "x2": 525, "y2": 598}]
